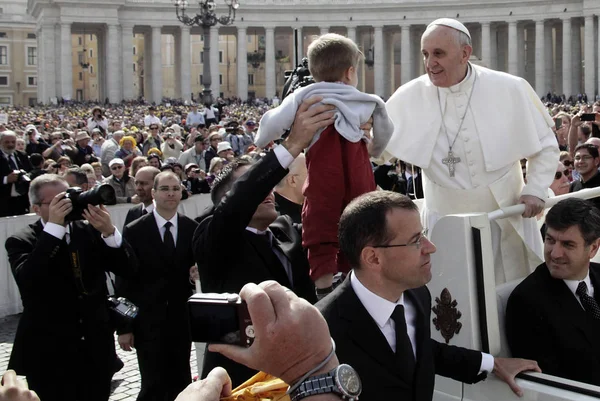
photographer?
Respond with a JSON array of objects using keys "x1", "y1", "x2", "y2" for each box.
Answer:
[
  {"x1": 24, "y1": 124, "x2": 50, "y2": 156},
  {"x1": 0, "y1": 131, "x2": 32, "y2": 217},
  {"x1": 87, "y1": 107, "x2": 108, "y2": 134},
  {"x1": 4, "y1": 174, "x2": 136, "y2": 401},
  {"x1": 183, "y1": 163, "x2": 210, "y2": 195}
]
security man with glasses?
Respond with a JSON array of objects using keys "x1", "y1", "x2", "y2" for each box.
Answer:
[{"x1": 116, "y1": 171, "x2": 198, "y2": 401}]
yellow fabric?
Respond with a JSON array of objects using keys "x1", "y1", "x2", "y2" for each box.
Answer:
[{"x1": 221, "y1": 372, "x2": 290, "y2": 401}]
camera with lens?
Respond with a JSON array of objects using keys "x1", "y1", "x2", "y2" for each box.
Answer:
[
  {"x1": 14, "y1": 169, "x2": 31, "y2": 196},
  {"x1": 188, "y1": 293, "x2": 254, "y2": 347},
  {"x1": 282, "y1": 57, "x2": 315, "y2": 101},
  {"x1": 64, "y1": 184, "x2": 117, "y2": 221}
]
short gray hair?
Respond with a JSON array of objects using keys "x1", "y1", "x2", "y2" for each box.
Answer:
[
  {"x1": 28, "y1": 174, "x2": 67, "y2": 206},
  {"x1": 0, "y1": 130, "x2": 17, "y2": 141}
]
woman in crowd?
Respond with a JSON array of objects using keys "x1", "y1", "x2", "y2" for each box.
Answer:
[
  {"x1": 161, "y1": 132, "x2": 184, "y2": 160},
  {"x1": 147, "y1": 153, "x2": 162, "y2": 169},
  {"x1": 130, "y1": 156, "x2": 148, "y2": 177},
  {"x1": 55, "y1": 156, "x2": 72, "y2": 175},
  {"x1": 91, "y1": 161, "x2": 104, "y2": 181},
  {"x1": 206, "y1": 156, "x2": 224, "y2": 185},
  {"x1": 115, "y1": 136, "x2": 143, "y2": 168}
]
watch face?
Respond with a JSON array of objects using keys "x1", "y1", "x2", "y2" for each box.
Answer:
[{"x1": 336, "y1": 364, "x2": 362, "y2": 396}]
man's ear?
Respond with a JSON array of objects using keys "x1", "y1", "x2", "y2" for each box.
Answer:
[
  {"x1": 31, "y1": 204, "x2": 41, "y2": 217},
  {"x1": 462, "y1": 45, "x2": 473, "y2": 64}
]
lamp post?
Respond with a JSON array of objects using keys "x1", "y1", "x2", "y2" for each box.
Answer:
[{"x1": 173, "y1": 0, "x2": 239, "y2": 105}]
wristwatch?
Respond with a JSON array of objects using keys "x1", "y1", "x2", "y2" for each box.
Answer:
[{"x1": 290, "y1": 364, "x2": 362, "y2": 401}]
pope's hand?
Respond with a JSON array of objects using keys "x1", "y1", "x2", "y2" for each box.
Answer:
[{"x1": 519, "y1": 195, "x2": 545, "y2": 218}]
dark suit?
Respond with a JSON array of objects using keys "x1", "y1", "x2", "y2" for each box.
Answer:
[
  {"x1": 274, "y1": 191, "x2": 302, "y2": 224},
  {"x1": 193, "y1": 150, "x2": 315, "y2": 386},
  {"x1": 318, "y1": 277, "x2": 484, "y2": 401},
  {"x1": 0, "y1": 150, "x2": 32, "y2": 217},
  {"x1": 124, "y1": 204, "x2": 148, "y2": 226},
  {"x1": 506, "y1": 263, "x2": 600, "y2": 386},
  {"x1": 5, "y1": 220, "x2": 135, "y2": 401},
  {"x1": 117, "y1": 212, "x2": 198, "y2": 401}
]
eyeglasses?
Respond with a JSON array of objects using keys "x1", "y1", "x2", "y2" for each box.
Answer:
[
  {"x1": 150, "y1": 127, "x2": 158, "y2": 130},
  {"x1": 554, "y1": 171, "x2": 565, "y2": 180},
  {"x1": 372, "y1": 229, "x2": 429, "y2": 250},
  {"x1": 574, "y1": 155, "x2": 594, "y2": 161},
  {"x1": 562, "y1": 160, "x2": 573, "y2": 167},
  {"x1": 111, "y1": 165, "x2": 124, "y2": 170}
]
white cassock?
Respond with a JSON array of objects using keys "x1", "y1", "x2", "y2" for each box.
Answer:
[{"x1": 384, "y1": 64, "x2": 559, "y2": 284}]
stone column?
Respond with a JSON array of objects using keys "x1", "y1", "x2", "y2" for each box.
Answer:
[
  {"x1": 382, "y1": 30, "x2": 393, "y2": 99},
  {"x1": 374, "y1": 26, "x2": 384, "y2": 97},
  {"x1": 490, "y1": 24, "x2": 497, "y2": 70},
  {"x1": 562, "y1": 17, "x2": 572, "y2": 98},
  {"x1": 545, "y1": 23, "x2": 553, "y2": 92},
  {"x1": 508, "y1": 21, "x2": 518, "y2": 76},
  {"x1": 210, "y1": 26, "x2": 219, "y2": 97},
  {"x1": 265, "y1": 27, "x2": 276, "y2": 99},
  {"x1": 356, "y1": 29, "x2": 365, "y2": 92},
  {"x1": 121, "y1": 24, "x2": 134, "y2": 101},
  {"x1": 400, "y1": 25, "x2": 412, "y2": 85},
  {"x1": 584, "y1": 16, "x2": 595, "y2": 99},
  {"x1": 179, "y1": 26, "x2": 191, "y2": 102},
  {"x1": 572, "y1": 19, "x2": 582, "y2": 96},
  {"x1": 319, "y1": 26, "x2": 328, "y2": 36},
  {"x1": 517, "y1": 24, "x2": 525, "y2": 77},
  {"x1": 236, "y1": 27, "x2": 248, "y2": 100},
  {"x1": 295, "y1": 27, "x2": 304, "y2": 63},
  {"x1": 60, "y1": 23, "x2": 73, "y2": 100},
  {"x1": 481, "y1": 22, "x2": 491, "y2": 68},
  {"x1": 151, "y1": 26, "x2": 163, "y2": 104},
  {"x1": 106, "y1": 24, "x2": 121, "y2": 103},
  {"x1": 534, "y1": 20, "x2": 546, "y2": 96}
]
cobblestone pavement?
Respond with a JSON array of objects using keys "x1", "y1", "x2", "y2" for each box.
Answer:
[{"x1": 0, "y1": 314, "x2": 205, "y2": 401}]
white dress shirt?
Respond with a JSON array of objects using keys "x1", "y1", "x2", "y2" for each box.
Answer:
[
  {"x1": 564, "y1": 270, "x2": 595, "y2": 309},
  {"x1": 153, "y1": 208, "x2": 178, "y2": 243},
  {"x1": 350, "y1": 271, "x2": 494, "y2": 373}
]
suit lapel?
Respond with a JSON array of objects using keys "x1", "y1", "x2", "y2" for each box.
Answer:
[
  {"x1": 246, "y1": 231, "x2": 291, "y2": 287},
  {"x1": 336, "y1": 279, "x2": 401, "y2": 376}
]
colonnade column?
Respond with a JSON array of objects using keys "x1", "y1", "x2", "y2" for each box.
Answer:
[
  {"x1": 236, "y1": 27, "x2": 248, "y2": 101},
  {"x1": 121, "y1": 24, "x2": 134, "y2": 101},
  {"x1": 151, "y1": 26, "x2": 163, "y2": 104},
  {"x1": 481, "y1": 22, "x2": 491, "y2": 68},
  {"x1": 373, "y1": 26, "x2": 384, "y2": 97},
  {"x1": 562, "y1": 17, "x2": 572, "y2": 98},
  {"x1": 265, "y1": 27, "x2": 276, "y2": 99},
  {"x1": 295, "y1": 27, "x2": 304, "y2": 63},
  {"x1": 535, "y1": 20, "x2": 545, "y2": 96},
  {"x1": 544, "y1": 23, "x2": 553, "y2": 92},
  {"x1": 400, "y1": 25, "x2": 411, "y2": 85},
  {"x1": 320, "y1": 26, "x2": 328, "y2": 36},
  {"x1": 507, "y1": 21, "x2": 518, "y2": 76},
  {"x1": 178, "y1": 26, "x2": 191, "y2": 102},
  {"x1": 59, "y1": 23, "x2": 73, "y2": 100},
  {"x1": 106, "y1": 24, "x2": 121, "y2": 103},
  {"x1": 209, "y1": 26, "x2": 220, "y2": 97},
  {"x1": 584, "y1": 16, "x2": 595, "y2": 98}
]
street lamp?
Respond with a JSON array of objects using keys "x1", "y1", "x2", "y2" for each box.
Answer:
[{"x1": 173, "y1": 0, "x2": 240, "y2": 105}]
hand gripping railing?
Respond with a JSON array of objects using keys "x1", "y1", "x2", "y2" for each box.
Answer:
[{"x1": 488, "y1": 187, "x2": 600, "y2": 221}]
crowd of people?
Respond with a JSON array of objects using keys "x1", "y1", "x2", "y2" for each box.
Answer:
[{"x1": 2, "y1": 17, "x2": 600, "y2": 401}]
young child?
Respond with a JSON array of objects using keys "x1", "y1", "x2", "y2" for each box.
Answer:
[{"x1": 255, "y1": 33, "x2": 394, "y2": 299}]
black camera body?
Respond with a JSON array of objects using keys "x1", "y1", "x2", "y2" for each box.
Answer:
[
  {"x1": 14, "y1": 169, "x2": 31, "y2": 196},
  {"x1": 282, "y1": 57, "x2": 315, "y2": 101},
  {"x1": 107, "y1": 296, "x2": 139, "y2": 320},
  {"x1": 64, "y1": 185, "x2": 117, "y2": 221},
  {"x1": 187, "y1": 293, "x2": 254, "y2": 347}
]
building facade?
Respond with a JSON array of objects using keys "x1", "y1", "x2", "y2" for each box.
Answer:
[{"x1": 14, "y1": 0, "x2": 600, "y2": 105}]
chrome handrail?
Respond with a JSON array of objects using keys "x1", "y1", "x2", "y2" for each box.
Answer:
[{"x1": 488, "y1": 187, "x2": 600, "y2": 221}]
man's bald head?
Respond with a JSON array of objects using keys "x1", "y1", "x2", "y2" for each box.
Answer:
[
  {"x1": 586, "y1": 137, "x2": 600, "y2": 148},
  {"x1": 275, "y1": 153, "x2": 307, "y2": 205}
]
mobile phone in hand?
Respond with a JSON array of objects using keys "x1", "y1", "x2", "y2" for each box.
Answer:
[{"x1": 581, "y1": 113, "x2": 596, "y2": 122}]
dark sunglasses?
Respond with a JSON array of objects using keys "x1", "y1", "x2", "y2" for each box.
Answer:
[
  {"x1": 562, "y1": 160, "x2": 573, "y2": 167},
  {"x1": 111, "y1": 165, "x2": 124, "y2": 170},
  {"x1": 555, "y1": 171, "x2": 566, "y2": 180}
]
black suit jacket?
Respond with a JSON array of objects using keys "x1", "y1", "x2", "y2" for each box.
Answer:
[
  {"x1": 1, "y1": 150, "x2": 32, "y2": 216},
  {"x1": 124, "y1": 204, "x2": 146, "y2": 226},
  {"x1": 193, "y1": 150, "x2": 315, "y2": 386},
  {"x1": 506, "y1": 263, "x2": 600, "y2": 386},
  {"x1": 274, "y1": 191, "x2": 302, "y2": 224},
  {"x1": 318, "y1": 277, "x2": 484, "y2": 401},
  {"x1": 5, "y1": 220, "x2": 135, "y2": 401},
  {"x1": 117, "y1": 212, "x2": 198, "y2": 341}
]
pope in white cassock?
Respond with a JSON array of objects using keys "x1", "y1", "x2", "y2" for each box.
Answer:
[{"x1": 384, "y1": 18, "x2": 560, "y2": 284}]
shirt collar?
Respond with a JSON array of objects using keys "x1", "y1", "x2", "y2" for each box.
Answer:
[
  {"x1": 153, "y1": 208, "x2": 178, "y2": 230},
  {"x1": 564, "y1": 269, "x2": 593, "y2": 297},
  {"x1": 439, "y1": 62, "x2": 474, "y2": 95},
  {"x1": 246, "y1": 226, "x2": 269, "y2": 235},
  {"x1": 350, "y1": 271, "x2": 404, "y2": 329},
  {"x1": 144, "y1": 203, "x2": 155, "y2": 214}
]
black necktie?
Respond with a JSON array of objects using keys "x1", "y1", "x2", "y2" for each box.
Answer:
[
  {"x1": 6, "y1": 154, "x2": 17, "y2": 170},
  {"x1": 576, "y1": 281, "x2": 600, "y2": 320},
  {"x1": 141, "y1": 208, "x2": 148, "y2": 216},
  {"x1": 391, "y1": 305, "x2": 415, "y2": 379},
  {"x1": 163, "y1": 221, "x2": 176, "y2": 256}
]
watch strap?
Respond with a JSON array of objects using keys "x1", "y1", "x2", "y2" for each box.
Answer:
[{"x1": 290, "y1": 371, "x2": 338, "y2": 401}]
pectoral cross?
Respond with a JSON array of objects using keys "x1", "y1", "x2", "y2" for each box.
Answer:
[{"x1": 442, "y1": 150, "x2": 461, "y2": 178}]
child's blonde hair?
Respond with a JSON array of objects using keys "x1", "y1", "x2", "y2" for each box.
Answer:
[{"x1": 307, "y1": 33, "x2": 362, "y2": 83}]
